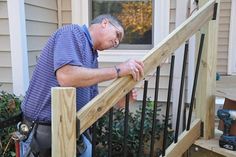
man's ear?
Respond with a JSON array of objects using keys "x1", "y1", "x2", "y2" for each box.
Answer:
[{"x1": 101, "y1": 18, "x2": 109, "y2": 28}]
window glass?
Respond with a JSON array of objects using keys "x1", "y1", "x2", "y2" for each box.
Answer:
[{"x1": 91, "y1": 0, "x2": 153, "y2": 49}]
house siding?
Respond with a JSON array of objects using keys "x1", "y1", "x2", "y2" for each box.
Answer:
[
  {"x1": 24, "y1": 0, "x2": 58, "y2": 78},
  {"x1": 217, "y1": 0, "x2": 231, "y2": 75},
  {"x1": 0, "y1": 0, "x2": 13, "y2": 93},
  {"x1": 62, "y1": 0, "x2": 71, "y2": 26}
]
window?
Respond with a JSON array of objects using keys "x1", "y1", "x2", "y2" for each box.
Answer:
[{"x1": 91, "y1": 0, "x2": 153, "y2": 50}]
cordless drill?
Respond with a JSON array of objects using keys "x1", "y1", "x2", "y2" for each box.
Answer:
[{"x1": 217, "y1": 109, "x2": 236, "y2": 151}]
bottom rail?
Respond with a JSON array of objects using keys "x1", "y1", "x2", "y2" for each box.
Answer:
[{"x1": 164, "y1": 119, "x2": 201, "y2": 157}]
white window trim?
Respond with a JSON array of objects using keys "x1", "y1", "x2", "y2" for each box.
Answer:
[
  {"x1": 7, "y1": 0, "x2": 29, "y2": 96},
  {"x1": 97, "y1": 50, "x2": 148, "y2": 62},
  {"x1": 227, "y1": 0, "x2": 236, "y2": 75}
]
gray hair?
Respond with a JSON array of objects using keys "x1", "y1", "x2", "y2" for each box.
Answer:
[{"x1": 91, "y1": 14, "x2": 123, "y2": 30}]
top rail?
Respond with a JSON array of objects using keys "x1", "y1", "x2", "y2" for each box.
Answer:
[{"x1": 77, "y1": 0, "x2": 216, "y2": 134}]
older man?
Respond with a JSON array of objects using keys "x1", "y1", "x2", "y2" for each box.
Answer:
[{"x1": 20, "y1": 14, "x2": 144, "y2": 157}]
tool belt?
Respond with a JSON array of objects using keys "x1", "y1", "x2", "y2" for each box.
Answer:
[
  {"x1": 22, "y1": 116, "x2": 88, "y2": 156},
  {"x1": 0, "y1": 113, "x2": 88, "y2": 156}
]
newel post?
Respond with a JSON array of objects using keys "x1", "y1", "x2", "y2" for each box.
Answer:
[
  {"x1": 196, "y1": 0, "x2": 219, "y2": 139},
  {"x1": 51, "y1": 87, "x2": 77, "y2": 157}
]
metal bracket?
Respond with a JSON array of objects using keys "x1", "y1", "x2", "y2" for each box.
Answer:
[
  {"x1": 200, "y1": 121, "x2": 204, "y2": 137},
  {"x1": 76, "y1": 118, "x2": 80, "y2": 139},
  {"x1": 212, "y1": 3, "x2": 218, "y2": 20}
]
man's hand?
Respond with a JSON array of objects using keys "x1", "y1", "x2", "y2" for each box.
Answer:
[
  {"x1": 117, "y1": 59, "x2": 144, "y2": 81},
  {"x1": 116, "y1": 89, "x2": 138, "y2": 108}
]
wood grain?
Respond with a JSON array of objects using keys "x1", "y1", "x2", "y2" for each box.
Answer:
[
  {"x1": 52, "y1": 87, "x2": 76, "y2": 157},
  {"x1": 165, "y1": 119, "x2": 201, "y2": 157},
  {"x1": 196, "y1": 0, "x2": 219, "y2": 139}
]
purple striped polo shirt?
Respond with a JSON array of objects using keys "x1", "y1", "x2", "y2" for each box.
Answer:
[{"x1": 21, "y1": 25, "x2": 98, "y2": 123}]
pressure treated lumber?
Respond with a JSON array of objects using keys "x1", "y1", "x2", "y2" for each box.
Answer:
[
  {"x1": 196, "y1": 0, "x2": 219, "y2": 139},
  {"x1": 52, "y1": 87, "x2": 76, "y2": 157},
  {"x1": 164, "y1": 119, "x2": 201, "y2": 157},
  {"x1": 77, "y1": 0, "x2": 216, "y2": 134},
  {"x1": 195, "y1": 131, "x2": 236, "y2": 157},
  {"x1": 189, "y1": 144, "x2": 225, "y2": 157}
]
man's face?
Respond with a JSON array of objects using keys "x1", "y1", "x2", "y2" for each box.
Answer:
[
  {"x1": 108, "y1": 21, "x2": 123, "y2": 48},
  {"x1": 97, "y1": 19, "x2": 124, "y2": 51}
]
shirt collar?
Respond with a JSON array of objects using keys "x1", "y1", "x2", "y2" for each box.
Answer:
[{"x1": 81, "y1": 25, "x2": 96, "y2": 52}]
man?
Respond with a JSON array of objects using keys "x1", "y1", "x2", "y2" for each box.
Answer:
[{"x1": 20, "y1": 14, "x2": 144, "y2": 157}]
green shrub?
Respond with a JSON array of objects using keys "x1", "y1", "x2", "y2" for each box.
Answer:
[
  {"x1": 0, "y1": 91, "x2": 22, "y2": 157},
  {"x1": 95, "y1": 99, "x2": 174, "y2": 157}
]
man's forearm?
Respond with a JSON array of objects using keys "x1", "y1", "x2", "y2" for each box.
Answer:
[
  {"x1": 56, "y1": 59, "x2": 144, "y2": 87},
  {"x1": 56, "y1": 65, "x2": 117, "y2": 87}
]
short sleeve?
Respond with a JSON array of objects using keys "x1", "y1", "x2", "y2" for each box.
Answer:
[{"x1": 53, "y1": 27, "x2": 83, "y2": 73}]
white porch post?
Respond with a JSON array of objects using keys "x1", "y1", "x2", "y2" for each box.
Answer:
[
  {"x1": 227, "y1": 0, "x2": 236, "y2": 75},
  {"x1": 153, "y1": 0, "x2": 170, "y2": 45},
  {"x1": 7, "y1": 0, "x2": 29, "y2": 96},
  {"x1": 71, "y1": 0, "x2": 89, "y2": 25},
  {"x1": 187, "y1": 0, "x2": 198, "y2": 103},
  {"x1": 172, "y1": 0, "x2": 189, "y2": 133}
]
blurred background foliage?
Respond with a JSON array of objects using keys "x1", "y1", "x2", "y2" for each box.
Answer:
[{"x1": 0, "y1": 91, "x2": 22, "y2": 157}]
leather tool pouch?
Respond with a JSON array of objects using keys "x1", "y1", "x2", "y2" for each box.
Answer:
[{"x1": 30, "y1": 124, "x2": 51, "y2": 157}]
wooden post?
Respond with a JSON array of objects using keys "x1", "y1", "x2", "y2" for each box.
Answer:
[
  {"x1": 196, "y1": 0, "x2": 219, "y2": 139},
  {"x1": 52, "y1": 87, "x2": 76, "y2": 157}
]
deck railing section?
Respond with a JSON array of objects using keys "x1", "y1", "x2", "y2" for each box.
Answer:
[{"x1": 51, "y1": 0, "x2": 218, "y2": 156}]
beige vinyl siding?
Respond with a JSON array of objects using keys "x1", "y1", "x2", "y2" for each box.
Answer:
[
  {"x1": 62, "y1": 0, "x2": 72, "y2": 26},
  {"x1": 0, "y1": 0, "x2": 13, "y2": 93},
  {"x1": 24, "y1": 0, "x2": 58, "y2": 78},
  {"x1": 217, "y1": 0, "x2": 231, "y2": 75}
]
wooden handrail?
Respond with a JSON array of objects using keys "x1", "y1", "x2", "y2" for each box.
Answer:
[{"x1": 77, "y1": 0, "x2": 216, "y2": 134}]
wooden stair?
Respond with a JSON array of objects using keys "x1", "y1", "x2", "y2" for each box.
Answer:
[{"x1": 194, "y1": 130, "x2": 236, "y2": 157}]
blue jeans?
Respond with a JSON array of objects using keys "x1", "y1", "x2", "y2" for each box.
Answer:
[
  {"x1": 79, "y1": 135, "x2": 92, "y2": 157},
  {"x1": 20, "y1": 132, "x2": 33, "y2": 157},
  {"x1": 20, "y1": 134, "x2": 92, "y2": 157}
]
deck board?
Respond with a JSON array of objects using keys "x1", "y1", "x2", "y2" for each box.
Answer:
[
  {"x1": 194, "y1": 130, "x2": 236, "y2": 157},
  {"x1": 216, "y1": 75, "x2": 236, "y2": 100}
]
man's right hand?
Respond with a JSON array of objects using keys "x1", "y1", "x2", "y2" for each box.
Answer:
[{"x1": 117, "y1": 59, "x2": 144, "y2": 81}]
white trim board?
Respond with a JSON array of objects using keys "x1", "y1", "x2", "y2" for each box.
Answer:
[
  {"x1": 153, "y1": 0, "x2": 170, "y2": 45},
  {"x1": 7, "y1": 0, "x2": 29, "y2": 96},
  {"x1": 71, "y1": 0, "x2": 89, "y2": 25},
  {"x1": 187, "y1": 0, "x2": 198, "y2": 103},
  {"x1": 172, "y1": 0, "x2": 189, "y2": 133},
  {"x1": 227, "y1": 0, "x2": 236, "y2": 75}
]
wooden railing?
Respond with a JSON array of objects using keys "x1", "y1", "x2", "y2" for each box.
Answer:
[{"x1": 51, "y1": 0, "x2": 218, "y2": 156}]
